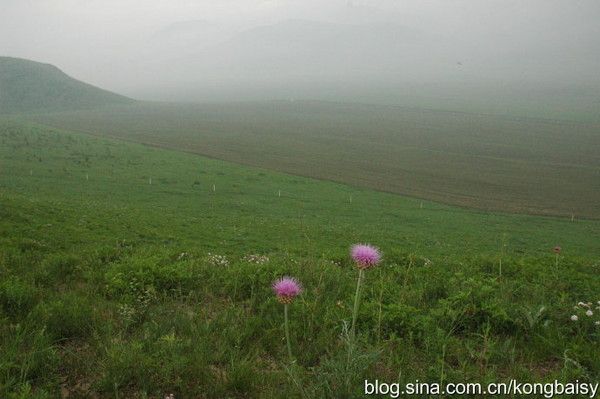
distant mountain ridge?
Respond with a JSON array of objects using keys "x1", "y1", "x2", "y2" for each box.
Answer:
[{"x1": 0, "y1": 57, "x2": 133, "y2": 114}]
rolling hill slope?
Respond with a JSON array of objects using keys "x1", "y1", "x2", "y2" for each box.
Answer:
[
  {"x1": 33, "y1": 101, "x2": 600, "y2": 219},
  {"x1": 0, "y1": 57, "x2": 133, "y2": 114},
  {"x1": 0, "y1": 118, "x2": 599, "y2": 396}
]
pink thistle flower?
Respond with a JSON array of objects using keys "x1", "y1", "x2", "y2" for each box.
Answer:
[
  {"x1": 351, "y1": 244, "x2": 381, "y2": 269},
  {"x1": 272, "y1": 277, "x2": 302, "y2": 304}
]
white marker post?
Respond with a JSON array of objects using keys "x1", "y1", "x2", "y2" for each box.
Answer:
[{"x1": 212, "y1": 184, "x2": 216, "y2": 192}]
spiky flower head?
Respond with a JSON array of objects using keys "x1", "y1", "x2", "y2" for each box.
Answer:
[
  {"x1": 272, "y1": 277, "x2": 302, "y2": 304},
  {"x1": 553, "y1": 246, "x2": 561, "y2": 254},
  {"x1": 351, "y1": 244, "x2": 381, "y2": 269}
]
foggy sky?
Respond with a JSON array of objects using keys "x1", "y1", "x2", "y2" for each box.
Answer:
[{"x1": 1, "y1": 0, "x2": 599, "y2": 102}]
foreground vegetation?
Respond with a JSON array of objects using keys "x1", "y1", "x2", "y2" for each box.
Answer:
[{"x1": 1, "y1": 119, "x2": 599, "y2": 397}]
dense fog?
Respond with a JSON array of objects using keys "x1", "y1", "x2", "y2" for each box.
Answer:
[{"x1": 2, "y1": 0, "x2": 599, "y2": 107}]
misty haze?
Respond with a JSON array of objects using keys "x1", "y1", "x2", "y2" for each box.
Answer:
[
  {"x1": 2, "y1": 0, "x2": 600, "y2": 116},
  {"x1": 1, "y1": 1, "x2": 599, "y2": 398}
]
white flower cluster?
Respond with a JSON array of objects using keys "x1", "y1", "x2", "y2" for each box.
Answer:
[
  {"x1": 243, "y1": 254, "x2": 270, "y2": 265},
  {"x1": 117, "y1": 303, "x2": 136, "y2": 322},
  {"x1": 128, "y1": 277, "x2": 156, "y2": 311},
  {"x1": 206, "y1": 252, "x2": 229, "y2": 267},
  {"x1": 571, "y1": 301, "x2": 600, "y2": 325}
]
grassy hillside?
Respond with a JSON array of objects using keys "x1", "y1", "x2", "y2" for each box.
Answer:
[
  {"x1": 1, "y1": 118, "x2": 599, "y2": 397},
  {"x1": 0, "y1": 57, "x2": 133, "y2": 114},
  {"x1": 34, "y1": 101, "x2": 600, "y2": 219}
]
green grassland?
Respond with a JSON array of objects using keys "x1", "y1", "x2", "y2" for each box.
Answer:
[
  {"x1": 1, "y1": 118, "x2": 599, "y2": 397},
  {"x1": 32, "y1": 101, "x2": 600, "y2": 219}
]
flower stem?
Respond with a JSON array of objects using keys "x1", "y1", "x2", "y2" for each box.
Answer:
[
  {"x1": 376, "y1": 270, "x2": 384, "y2": 344},
  {"x1": 347, "y1": 267, "x2": 365, "y2": 374},
  {"x1": 284, "y1": 303, "x2": 293, "y2": 362},
  {"x1": 350, "y1": 268, "x2": 364, "y2": 341}
]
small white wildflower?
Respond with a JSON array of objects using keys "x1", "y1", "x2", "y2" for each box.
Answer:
[
  {"x1": 206, "y1": 253, "x2": 229, "y2": 267},
  {"x1": 586, "y1": 310, "x2": 593, "y2": 317},
  {"x1": 595, "y1": 321, "x2": 600, "y2": 326},
  {"x1": 571, "y1": 315, "x2": 579, "y2": 321},
  {"x1": 117, "y1": 304, "x2": 136, "y2": 321},
  {"x1": 242, "y1": 254, "x2": 269, "y2": 265},
  {"x1": 578, "y1": 302, "x2": 586, "y2": 307}
]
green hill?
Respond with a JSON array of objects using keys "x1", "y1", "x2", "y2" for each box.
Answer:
[{"x1": 0, "y1": 57, "x2": 133, "y2": 114}]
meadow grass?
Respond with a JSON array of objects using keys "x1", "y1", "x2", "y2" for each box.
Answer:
[{"x1": 1, "y1": 119, "x2": 599, "y2": 397}]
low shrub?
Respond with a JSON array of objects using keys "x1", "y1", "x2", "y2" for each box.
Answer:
[
  {"x1": 31, "y1": 293, "x2": 98, "y2": 341},
  {"x1": 0, "y1": 276, "x2": 37, "y2": 319}
]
